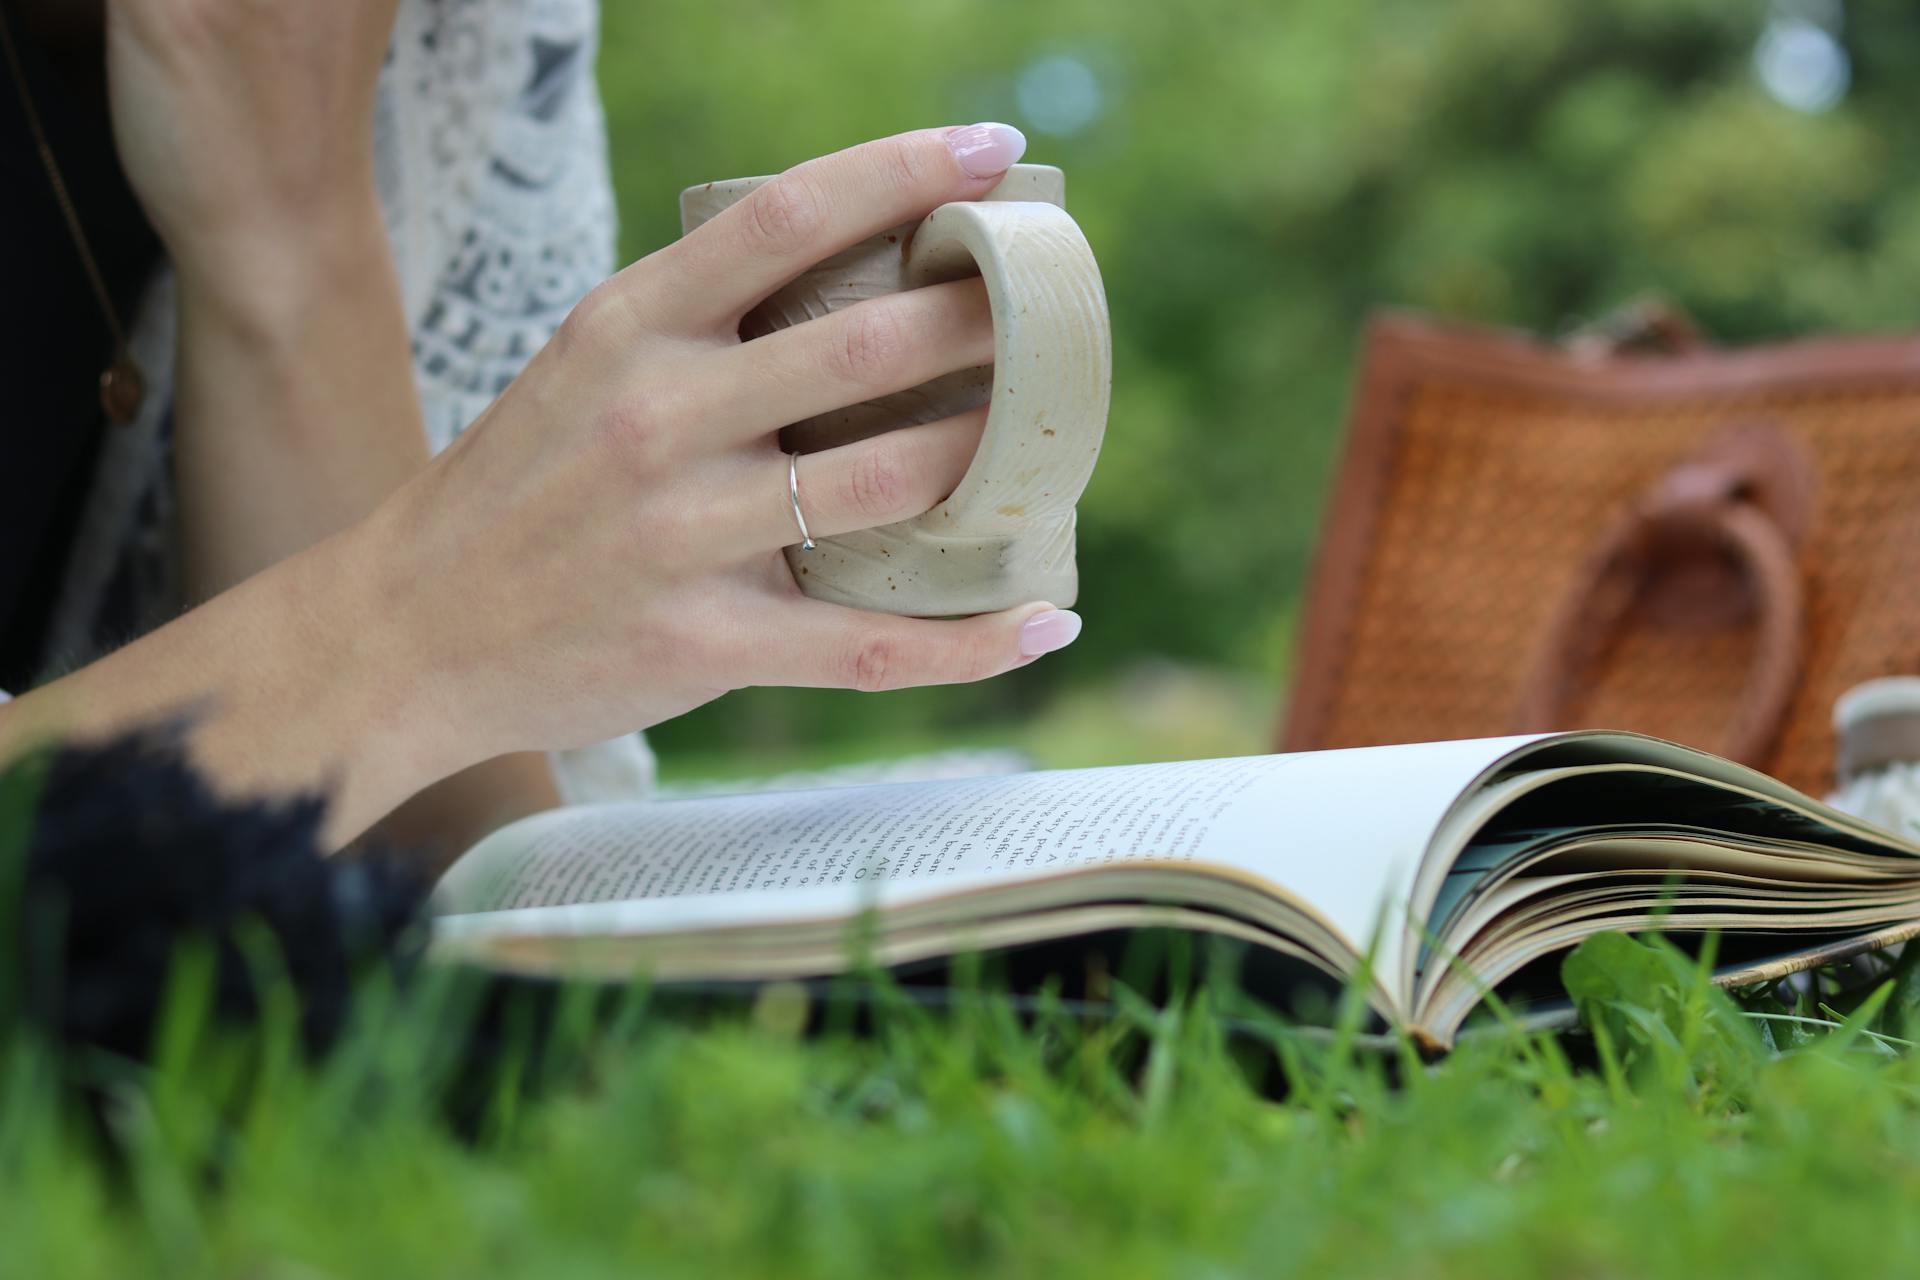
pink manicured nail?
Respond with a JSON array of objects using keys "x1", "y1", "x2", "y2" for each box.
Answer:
[
  {"x1": 1019, "y1": 609, "x2": 1083, "y2": 658},
  {"x1": 947, "y1": 122, "x2": 1027, "y2": 178}
]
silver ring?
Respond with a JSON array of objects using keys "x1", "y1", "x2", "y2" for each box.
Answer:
[{"x1": 787, "y1": 451, "x2": 816, "y2": 550}]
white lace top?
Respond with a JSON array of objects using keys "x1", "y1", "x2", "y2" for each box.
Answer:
[{"x1": 31, "y1": 0, "x2": 653, "y2": 803}]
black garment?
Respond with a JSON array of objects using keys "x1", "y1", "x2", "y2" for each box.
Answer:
[
  {"x1": 7, "y1": 724, "x2": 429, "y2": 1070},
  {"x1": 0, "y1": 6, "x2": 162, "y2": 691}
]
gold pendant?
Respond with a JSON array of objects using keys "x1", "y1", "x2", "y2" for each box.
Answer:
[{"x1": 99, "y1": 351, "x2": 145, "y2": 426}]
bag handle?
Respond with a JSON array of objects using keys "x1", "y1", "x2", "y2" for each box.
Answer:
[{"x1": 1511, "y1": 424, "x2": 1814, "y2": 765}]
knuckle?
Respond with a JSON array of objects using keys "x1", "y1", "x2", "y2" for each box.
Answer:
[
  {"x1": 598, "y1": 397, "x2": 671, "y2": 476},
  {"x1": 845, "y1": 632, "x2": 903, "y2": 693},
  {"x1": 829, "y1": 304, "x2": 909, "y2": 390},
  {"x1": 558, "y1": 280, "x2": 633, "y2": 357},
  {"x1": 845, "y1": 436, "x2": 911, "y2": 522},
  {"x1": 875, "y1": 136, "x2": 935, "y2": 194},
  {"x1": 960, "y1": 632, "x2": 1008, "y2": 683},
  {"x1": 743, "y1": 176, "x2": 826, "y2": 259}
]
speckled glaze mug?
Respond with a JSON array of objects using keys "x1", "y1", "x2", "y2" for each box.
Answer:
[{"x1": 680, "y1": 164, "x2": 1111, "y2": 617}]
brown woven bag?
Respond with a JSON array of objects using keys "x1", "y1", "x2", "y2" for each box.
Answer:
[{"x1": 1282, "y1": 306, "x2": 1920, "y2": 795}]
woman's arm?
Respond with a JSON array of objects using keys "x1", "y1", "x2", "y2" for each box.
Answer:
[
  {"x1": 108, "y1": 0, "x2": 559, "y2": 851},
  {"x1": 170, "y1": 198, "x2": 424, "y2": 600},
  {"x1": 0, "y1": 525, "x2": 458, "y2": 849}
]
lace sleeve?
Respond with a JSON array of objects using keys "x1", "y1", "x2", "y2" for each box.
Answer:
[
  {"x1": 377, "y1": 0, "x2": 655, "y2": 801},
  {"x1": 377, "y1": 0, "x2": 618, "y2": 453}
]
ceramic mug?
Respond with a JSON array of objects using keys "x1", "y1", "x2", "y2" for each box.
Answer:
[{"x1": 679, "y1": 164, "x2": 1110, "y2": 617}]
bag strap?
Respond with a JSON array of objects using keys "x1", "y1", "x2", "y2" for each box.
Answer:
[{"x1": 1511, "y1": 423, "x2": 1814, "y2": 765}]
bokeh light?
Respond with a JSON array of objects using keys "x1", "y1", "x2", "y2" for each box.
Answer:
[
  {"x1": 1754, "y1": 16, "x2": 1850, "y2": 113},
  {"x1": 1015, "y1": 54, "x2": 1105, "y2": 137}
]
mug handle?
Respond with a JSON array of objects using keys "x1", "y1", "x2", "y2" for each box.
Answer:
[{"x1": 901, "y1": 200, "x2": 1110, "y2": 578}]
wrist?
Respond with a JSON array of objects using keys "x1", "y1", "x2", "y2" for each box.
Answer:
[
  {"x1": 294, "y1": 508, "x2": 491, "y2": 818},
  {"x1": 172, "y1": 186, "x2": 395, "y2": 340}
]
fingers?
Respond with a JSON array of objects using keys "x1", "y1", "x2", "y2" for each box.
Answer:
[
  {"x1": 792, "y1": 410, "x2": 986, "y2": 543},
  {"x1": 694, "y1": 278, "x2": 993, "y2": 445},
  {"x1": 750, "y1": 600, "x2": 1083, "y2": 693},
  {"x1": 712, "y1": 409, "x2": 987, "y2": 556},
  {"x1": 652, "y1": 124, "x2": 1027, "y2": 333}
]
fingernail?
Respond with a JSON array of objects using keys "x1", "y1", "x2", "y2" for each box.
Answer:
[
  {"x1": 1019, "y1": 608, "x2": 1083, "y2": 658},
  {"x1": 946, "y1": 122, "x2": 1027, "y2": 178}
]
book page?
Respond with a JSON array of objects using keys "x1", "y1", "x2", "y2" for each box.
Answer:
[
  {"x1": 441, "y1": 756, "x2": 1290, "y2": 908},
  {"x1": 435, "y1": 737, "x2": 1544, "y2": 975}
]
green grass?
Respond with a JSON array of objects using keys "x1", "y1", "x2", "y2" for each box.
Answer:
[
  {"x1": 10, "y1": 706, "x2": 1920, "y2": 1278},
  {"x1": 10, "y1": 934, "x2": 1920, "y2": 1279}
]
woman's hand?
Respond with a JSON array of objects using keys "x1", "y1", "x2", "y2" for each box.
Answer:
[
  {"x1": 363, "y1": 124, "x2": 1081, "y2": 772},
  {"x1": 0, "y1": 127, "x2": 1081, "y2": 846},
  {"x1": 103, "y1": 0, "x2": 400, "y2": 290}
]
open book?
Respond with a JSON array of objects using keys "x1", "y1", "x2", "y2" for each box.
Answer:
[{"x1": 428, "y1": 733, "x2": 1920, "y2": 1050}]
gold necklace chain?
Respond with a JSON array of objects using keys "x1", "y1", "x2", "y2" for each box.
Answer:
[{"x1": 0, "y1": 2, "x2": 145, "y2": 424}]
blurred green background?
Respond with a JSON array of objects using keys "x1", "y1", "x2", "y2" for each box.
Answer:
[{"x1": 598, "y1": 0, "x2": 1915, "y2": 778}]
